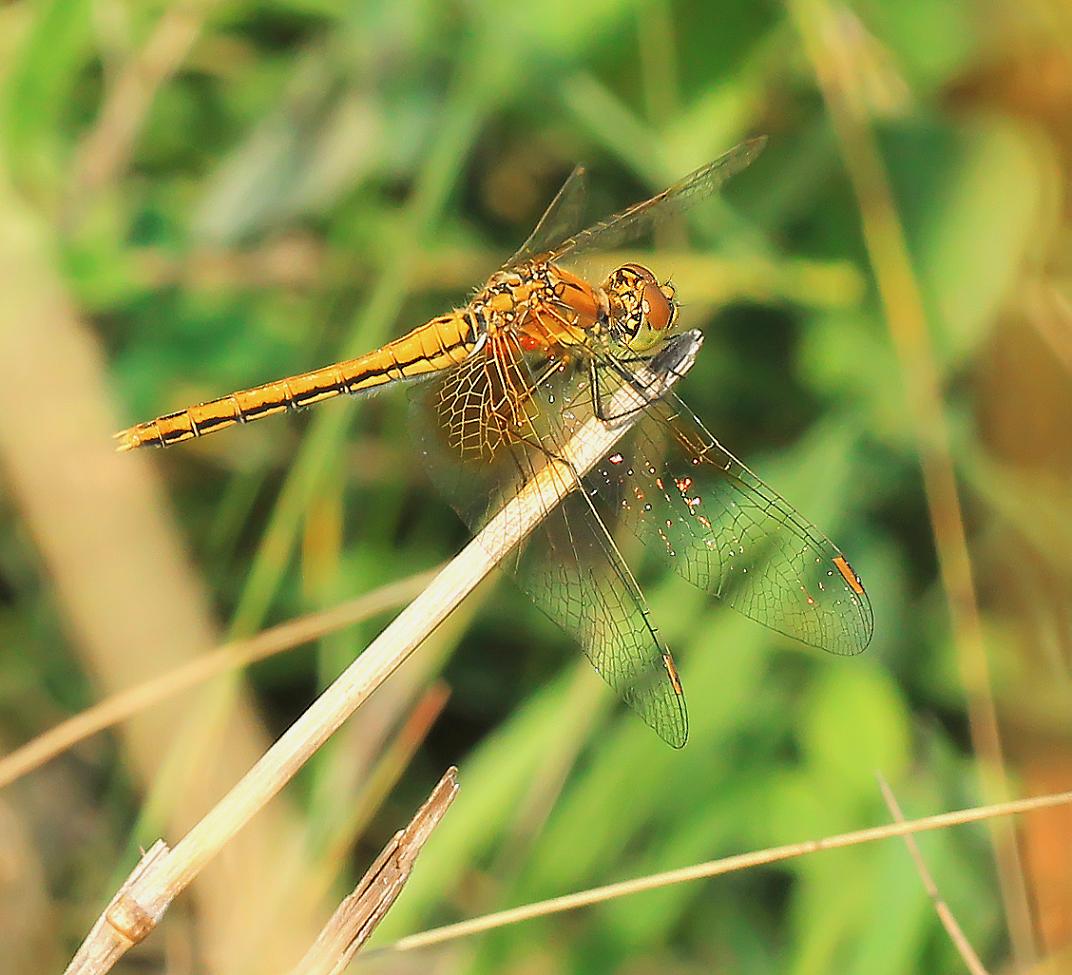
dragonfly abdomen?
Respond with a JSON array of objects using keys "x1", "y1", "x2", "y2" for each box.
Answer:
[{"x1": 115, "y1": 311, "x2": 477, "y2": 451}]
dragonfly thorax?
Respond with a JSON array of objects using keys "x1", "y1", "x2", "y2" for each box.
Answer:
[
  {"x1": 468, "y1": 260, "x2": 677, "y2": 360},
  {"x1": 472, "y1": 262, "x2": 606, "y2": 352}
]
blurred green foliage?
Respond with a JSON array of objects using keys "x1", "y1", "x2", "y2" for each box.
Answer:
[{"x1": 2, "y1": 0, "x2": 1069, "y2": 972}]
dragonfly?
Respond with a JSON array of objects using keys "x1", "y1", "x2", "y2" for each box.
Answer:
[{"x1": 116, "y1": 137, "x2": 873, "y2": 748}]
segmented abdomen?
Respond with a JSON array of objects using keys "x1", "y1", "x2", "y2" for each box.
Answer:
[{"x1": 115, "y1": 312, "x2": 477, "y2": 450}]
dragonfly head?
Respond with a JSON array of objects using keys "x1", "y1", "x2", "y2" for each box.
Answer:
[{"x1": 603, "y1": 263, "x2": 680, "y2": 353}]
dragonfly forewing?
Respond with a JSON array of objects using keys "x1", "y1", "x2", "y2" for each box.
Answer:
[
  {"x1": 504, "y1": 164, "x2": 588, "y2": 270},
  {"x1": 546, "y1": 138, "x2": 767, "y2": 266},
  {"x1": 411, "y1": 336, "x2": 690, "y2": 747},
  {"x1": 583, "y1": 360, "x2": 874, "y2": 656}
]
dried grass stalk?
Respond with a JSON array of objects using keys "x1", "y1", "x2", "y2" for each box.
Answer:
[
  {"x1": 63, "y1": 331, "x2": 702, "y2": 975},
  {"x1": 290, "y1": 767, "x2": 459, "y2": 975}
]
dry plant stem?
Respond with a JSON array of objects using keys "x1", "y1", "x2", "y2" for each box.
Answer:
[
  {"x1": 0, "y1": 569, "x2": 434, "y2": 789},
  {"x1": 387, "y1": 788, "x2": 1072, "y2": 955},
  {"x1": 291, "y1": 768, "x2": 459, "y2": 975},
  {"x1": 877, "y1": 776, "x2": 991, "y2": 975},
  {"x1": 321, "y1": 683, "x2": 452, "y2": 869},
  {"x1": 791, "y1": 0, "x2": 1035, "y2": 964},
  {"x1": 64, "y1": 338, "x2": 699, "y2": 975},
  {"x1": 0, "y1": 168, "x2": 317, "y2": 968},
  {"x1": 65, "y1": 842, "x2": 170, "y2": 975},
  {"x1": 267, "y1": 683, "x2": 453, "y2": 957}
]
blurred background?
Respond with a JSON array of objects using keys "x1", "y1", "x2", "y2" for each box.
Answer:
[{"x1": 1, "y1": 0, "x2": 1070, "y2": 972}]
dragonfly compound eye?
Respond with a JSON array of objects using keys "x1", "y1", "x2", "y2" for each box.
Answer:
[{"x1": 603, "y1": 263, "x2": 679, "y2": 352}]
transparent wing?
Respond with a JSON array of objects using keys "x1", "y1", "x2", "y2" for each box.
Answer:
[
  {"x1": 411, "y1": 337, "x2": 688, "y2": 748},
  {"x1": 586, "y1": 354, "x2": 873, "y2": 655},
  {"x1": 503, "y1": 165, "x2": 588, "y2": 269},
  {"x1": 546, "y1": 137, "x2": 766, "y2": 263}
]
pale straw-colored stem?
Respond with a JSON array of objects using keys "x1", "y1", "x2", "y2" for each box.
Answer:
[
  {"x1": 291, "y1": 767, "x2": 459, "y2": 975},
  {"x1": 385, "y1": 788, "x2": 1072, "y2": 955},
  {"x1": 877, "y1": 775, "x2": 991, "y2": 975},
  {"x1": 63, "y1": 842, "x2": 171, "y2": 975},
  {"x1": 790, "y1": 1, "x2": 1034, "y2": 962},
  {"x1": 0, "y1": 569, "x2": 434, "y2": 789},
  {"x1": 63, "y1": 333, "x2": 702, "y2": 975}
]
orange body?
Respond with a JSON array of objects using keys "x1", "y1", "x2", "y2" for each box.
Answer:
[
  {"x1": 115, "y1": 260, "x2": 607, "y2": 452},
  {"x1": 115, "y1": 311, "x2": 478, "y2": 450}
]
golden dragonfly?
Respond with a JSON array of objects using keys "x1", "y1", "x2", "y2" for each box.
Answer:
[{"x1": 116, "y1": 138, "x2": 873, "y2": 748}]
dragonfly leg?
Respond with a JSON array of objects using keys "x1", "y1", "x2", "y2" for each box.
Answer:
[
  {"x1": 590, "y1": 359, "x2": 656, "y2": 428},
  {"x1": 592, "y1": 331, "x2": 704, "y2": 428}
]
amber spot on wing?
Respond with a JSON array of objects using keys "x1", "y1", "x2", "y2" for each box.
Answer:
[
  {"x1": 662, "y1": 652, "x2": 684, "y2": 696},
  {"x1": 833, "y1": 555, "x2": 865, "y2": 595}
]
